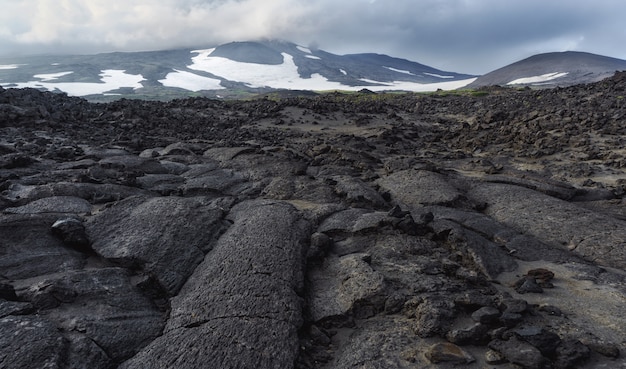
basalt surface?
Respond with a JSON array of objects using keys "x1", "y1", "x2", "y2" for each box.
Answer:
[{"x1": 1, "y1": 73, "x2": 626, "y2": 369}]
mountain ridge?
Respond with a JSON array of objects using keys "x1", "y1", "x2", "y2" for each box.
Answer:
[
  {"x1": 1, "y1": 41, "x2": 625, "y2": 100},
  {"x1": 468, "y1": 51, "x2": 626, "y2": 88}
]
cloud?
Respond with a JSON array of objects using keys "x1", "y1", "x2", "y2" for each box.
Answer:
[{"x1": 1, "y1": 0, "x2": 625, "y2": 74}]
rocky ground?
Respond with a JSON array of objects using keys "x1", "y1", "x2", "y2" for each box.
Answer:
[{"x1": 1, "y1": 73, "x2": 626, "y2": 369}]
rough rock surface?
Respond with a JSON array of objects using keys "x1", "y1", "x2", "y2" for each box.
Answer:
[{"x1": 1, "y1": 73, "x2": 626, "y2": 368}]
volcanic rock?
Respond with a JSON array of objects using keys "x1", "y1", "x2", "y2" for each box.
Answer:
[{"x1": 2, "y1": 74, "x2": 626, "y2": 368}]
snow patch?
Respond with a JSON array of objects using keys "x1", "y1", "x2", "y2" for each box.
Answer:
[
  {"x1": 384, "y1": 66, "x2": 415, "y2": 75},
  {"x1": 340, "y1": 69, "x2": 347, "y2": 75},
  {"x1": 34, "y1": 71, "x2": 74, "y2": 81},
  {"x1": 305, "y1": 55, "x2": 321, "y2": 60},
  {"x1": 507, "y1": 72, "x2": 569, "y2": 85},
  {"x1": 1, "y1": 70, "x2": 145, "y2": 96},
  {"x1": 424, "y1": 72, "x2": 454, "y2": 79},
  {"x1": 187, "y1": 49, "x2": 475, "y2": 92},
  {"x1": 296, "y1": 46, "x2": 312, "y2": 54},
  {"x1": 0, "y1": 64, "x2": 21, "y2": 70},
  {"x1": 159, "y1": 69, "x2": 224, "y2": 91}
]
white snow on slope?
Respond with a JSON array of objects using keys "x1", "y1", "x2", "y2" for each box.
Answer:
[
  {"x1": 424, "y1": 72, "x2": 454, "y2": 79},
  {"x1": 159, "y1": 69, "x2": 224, "y2": 91},
  {"x1": 186, "y1": 49, "x2": 475, "y2": 92},
  {"x1": 0, "y1": 64, "x2": 21, "y2": 70},
  {"x1": 1, "y1": 70, "x2": 145, "y2": 96},
  {"x1": 296, "y1": 46, "x2": 312, "y2": 54},
  {"x1": 340, "y1": 69, "x2": 347, "y2": 75},
  {"x1": 384, "y1": 66, "x2": 415, "y2": 75},
  {"x1": 305, "y1": 55, "x2": 321, "y2": 60},
  {"x1": 507, "y1": 72, "x2": 569, "y2": 85},
  {"x1": 34, "y1": 71, "x2": 74, "y2": 81}
]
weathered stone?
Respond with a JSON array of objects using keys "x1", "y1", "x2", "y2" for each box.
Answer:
[
  {"x1": 51, "y1": 217, "x2": 91, "y2": 252},
  {"x1": 3, "y1": 195, "x2": 92, "y2": 214},
  {"x1": 0, "y1": 315, "x2": 67, "y2": 369},
  {"x1": 437, "y1": 220, "x2": 518, "y2": 279},
  {"x1": 413, "y1": 297, "x2": 456, "y2": 337},
  {"x1": 87, "y1": 195, "x2": 230, "y2": 295},
  {"x1": 377, "y1": 169, "x2": 462, "y2": 207},
  {"x1": 181, "y1": 168, "x2": 250, "y2": 196},
  {"x1": 554, "y1": 339, "x2": 591, "y2": 369},
  {"x1": 22, "y1": 268, "x2": 165, "y2": 361},
  {"x1": 485, "y1": 349, "x2": 507, "y2": 364},
  {"x1": 331, "y1": 175, "x2": 387, "y2": 208},
  {"x1": 135, "y1": 173, "x2": 185, "y2": 193},
  {"x1": 98, "y1": 155, "x2": 167, "y2": 174},
  {"x1": 515, "y1": 276, "x2": 544, "y2": 294},
  {"x1": 0, "y1": 300, "x2": 34, "y2": 317},
  {"x1": 471, "y1": 306, "x2": 501, "y2": 324},
  {"x1": 425, "y1": 342, "x2": 475, "y2": 364},
  {"x1": 318, "y1": 208, "x2": 371, "y2": 234},
  {"x1": 307, "y1": 253, "x2": 385, "y2": 323},
  {"x1": 513, "y1": 326, "x2": 562, "y2": 356},
  {"x1": 123, "y1": 200, "x2": 310, "y2": 369},
  {"x1": 2, "y1": 182, "x2": 151, "y2": 206},
  {"x1": 469, "y1": 183, "x2": 626, "y2": 269},
  {"x1": 0, "y1": 214, "x2": 87, "y2": 279},
  {"x1": 489, "y1": 337, "x2": 548, "y2": 369},
  {"x1": 446, "y1": 322, "x2": 490, "y2": 345}
]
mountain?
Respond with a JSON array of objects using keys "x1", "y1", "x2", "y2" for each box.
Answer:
[
  {"x1": 0, "y1": 40, "x2": 476, "y2": 100},
  {"x1": 468, "y1": 51, "x2": 626, "y2": 88}
]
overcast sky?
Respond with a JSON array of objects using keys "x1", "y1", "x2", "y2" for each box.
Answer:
[{"x1": 1, "y1": 0, "x2": 625, "y2": 74}]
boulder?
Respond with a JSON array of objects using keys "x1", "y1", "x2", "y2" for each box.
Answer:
[
  {"x1": 121, "y1": 200, "x2": 310, "y2": 369},
  {"x1": 87, "y1": 195, "x2": 230, "y2": 295}
]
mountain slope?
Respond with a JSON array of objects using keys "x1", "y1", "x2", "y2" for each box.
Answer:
[
  {"x1": 0, "y1": 40, "x2": 477, "y2": 100},
  {"x1": 468, "y1": 51, "x2": 626, "y2": 88}
]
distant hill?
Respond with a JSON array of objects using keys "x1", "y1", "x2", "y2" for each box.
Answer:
[
  {"x1": 0, "y1": 40, "x2": 477, "y2": 100},
  {"x1": 468, "y1": 51, "x2": 626, "y2": 88}
]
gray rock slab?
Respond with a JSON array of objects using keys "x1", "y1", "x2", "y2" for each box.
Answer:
[
  {"x1": 469, "y1": 183, "x2": 626, "y2": 269},
  {"x1": 332, "y1": 175, "x2": 387, "y2": 208},
  {"x1": 318, "y1": 208, "x2": 371, "y2": 234},
  {"x1": 2, "y1": 182, "x2": 152, "y2": 206},
  {"x1": 431, "y1": 219, "x2": 518, "y2": 279},
  {"x1": 429, "y1": 205, "x2": 578, "y2": 263},
  {"x1": 203, "y1": 146, "x2": 258, "y2": 162},
  {"x1": 135, "y1": 173, "x2": 184, "y2": 193},
  {"x1": 262, "y1": 176, "x2": 340, "y2": 203},
  {"x1": 98, "y1": 155, "x2": 168, "y2": 174},
  {"x1": 0, "y1": 315, "x2": 67, "y2": 369},
  {"x1": 35, "y1": 268, "x2": 165, "y2": 362},
  {"x1": 484, "y1": 173, "x2": 577, "y2": 200},
  {"x1": 181, "y1": 168, "x2": 250, "y2": 196},
  {"x1": 376, "y1": 169, "x2": 462, "y2": 207},
  {"x1": 123, "y1": 200, "x2": 310, "y2": 369},
  {"x1": 2, "y1": 195, "x2": 91, "y2": 214},
  {"x1": 307, "y1": 253, "x2": 385, "y2": 323},
  {"x1": 87, "y1": 195, "x2": 230, "y2": 295},
  {"x1": 0, "y1": 214, "x2": 86, "y2": 279},
  {"x1": 120, "y1": 318, "x2": 297, "y2": 369},
  {"x1": 225, "y1": 153, "x2": 309, "y2": 181}
]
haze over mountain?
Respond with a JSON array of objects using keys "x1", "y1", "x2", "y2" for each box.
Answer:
[{"x1": 2, "y1": 1, "x2": 626, "y2": 75}]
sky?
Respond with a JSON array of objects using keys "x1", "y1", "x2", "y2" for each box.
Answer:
[{"x1": 0, "y1": 0, "x2": 625, "y2": 75}]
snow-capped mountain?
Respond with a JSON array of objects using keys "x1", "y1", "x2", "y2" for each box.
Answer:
[
  {"x1": 0, "y1": 40, "x2": 477, "y2": 100},
  {"x1": 467, "y1": 51, "x2": 626, "y2": 88}
]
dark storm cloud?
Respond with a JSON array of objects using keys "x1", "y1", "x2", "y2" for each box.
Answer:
[{"x1": 1, "y1": 0, "x2": 625, "y2": 74}]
